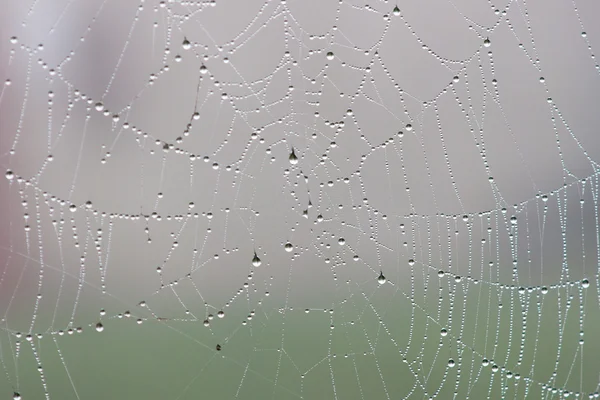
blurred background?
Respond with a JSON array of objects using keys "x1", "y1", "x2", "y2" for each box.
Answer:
[{"x1": 1, "y1": 0, "x2": 600, "y2": 398}]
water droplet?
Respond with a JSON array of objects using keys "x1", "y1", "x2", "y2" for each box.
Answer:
[
  {"x1": 200, "y1": 64, "x2": 208, "y2": 74},
  {"x1": 252, "y1": 252, "x2": 262, "y2": 267},
  {"x1": 448, "y1": 359, "x2": 455, "y2": 368},
  {"x1": 582, "y1": 279, "x2": 590, "y2": 289},
  {"x1": 453, "y1": 75, "x2": 460, "y2": 83},
  {"x1": 393, "y1": 5, "x2": 400, "y2": 16},
  {"x1": 289, "y1": 148, "x2": 298, "y2": 165},
  {"x1": 438, "y1": 270, "x2": 445, "y2": 277},
  {"x1": 94, "y1": 102, "x2": 104, "y2": 112},
  {"x1": 408, "y1": 259, "x2": 415, "y2": 266},
  {"x1": 377, "y1": 271, "x2": 386, "y2": 284},
  {"x1": 217, "y1": 311, "x2": 225, "y2": 318},
  {"x1": 483, "y1": 37, "x2": 491, "y2": 47},
  {"x1": 5, "y1": 170, "x2": 14, "y2": 180},
  {"x1": 216, "y1": 344, "x2": 222, "y2": 351},
  {"x1": 541, "y1": 286, "x2": 548, "y2": 294},
  {"x1": 405, "y1": 123, "x2": 413, "y2": 131},
  {"x1": 284, "y1": 242, "x2": 293, "y2": 252},
  {"x1": 326, "y1": 52, "x2": 334, "y2": 60},
  {"x1": 10, "y1": 36, "x2": 18, "y2": 44},
  {"x1": 13, "y1": 393, "x2": 21, "y2": 400},
  {"x1": 95, "y1": 322, "x2": 104, "y2": 332},
  {"x1": 69, "y1": 204, "x2": 77, "y2": 212},
  {"x1": 440, "y1": 328, "x2": 448, "y2": 336},
  {"x1": 182, "y1": 37, "x2": 191, "y2": 50},
  {"x1": 338, "y1": 238, "x2": 345, "y2": 245}
]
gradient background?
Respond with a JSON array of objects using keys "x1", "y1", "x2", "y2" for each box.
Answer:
[{"x1": 1, "y1": 0, "x2": 600, "y2": 399}]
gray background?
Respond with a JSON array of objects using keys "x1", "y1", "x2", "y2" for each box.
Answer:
[{"x1": 1, "y1": 0, "x2": 600, "y2": 398}]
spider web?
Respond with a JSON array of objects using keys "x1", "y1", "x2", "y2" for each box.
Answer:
[{"x1": 1, "y1": 0, "x2": 600, "y2": 399}]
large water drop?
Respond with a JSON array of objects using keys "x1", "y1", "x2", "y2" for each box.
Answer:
[
  {"x1": 289, "y1": 148, "x2": 298, "y2": 165},
  {"x1": 252, "y1": 252, "x2": 262, "y2": 267}
]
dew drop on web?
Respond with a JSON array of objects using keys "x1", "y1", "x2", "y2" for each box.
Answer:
[
  {"x1": 252, "y1": 252, "x2": 261, "y2": 267},
  {"x1": 289, "y1": 148, "x2": 298, "y2": 165}
]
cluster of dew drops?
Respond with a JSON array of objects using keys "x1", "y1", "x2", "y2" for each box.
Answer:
[
  {"x1": 1, "y1": 31, "x2": 500, "y2": 360},
  {"x1": 4, "y1": 5, "x2": 599, "y2": 397}
]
